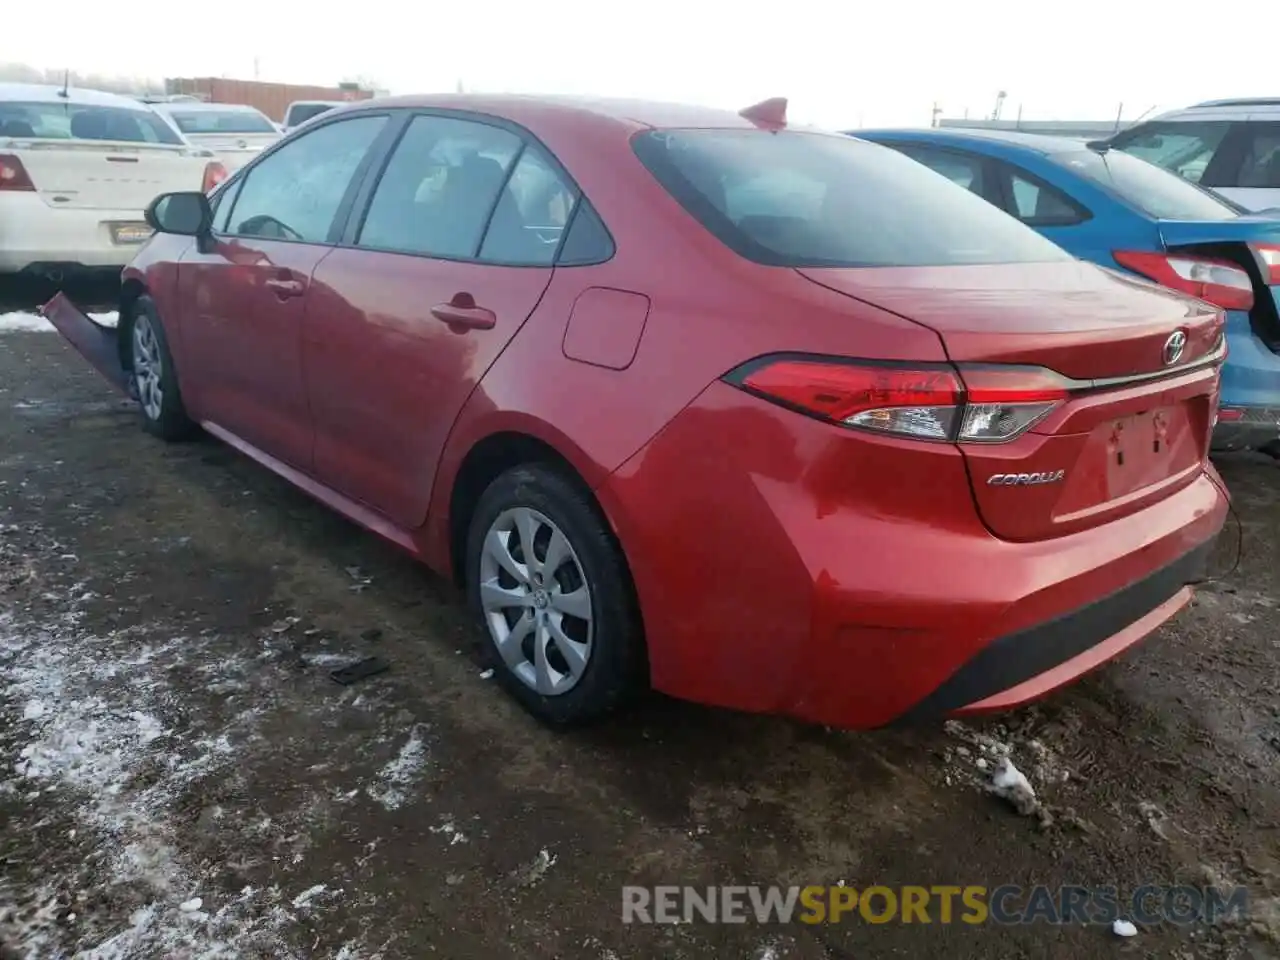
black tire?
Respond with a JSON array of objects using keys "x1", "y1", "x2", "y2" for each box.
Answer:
[
  {"x1": 125, "y1": 295, "x2": 199, "y2": 442},
  {"x1": 465, "y1": 463, "x2": 646, "y2": 726}
]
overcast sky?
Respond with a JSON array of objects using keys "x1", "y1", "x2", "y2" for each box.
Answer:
[{"x1": 4, "y1": 0, "x2": 1276, "y2": 128}]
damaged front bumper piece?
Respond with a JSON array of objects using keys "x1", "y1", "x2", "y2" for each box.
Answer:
[{"x1": 39, "y1": 292, "x2": 133, "y2": 398}]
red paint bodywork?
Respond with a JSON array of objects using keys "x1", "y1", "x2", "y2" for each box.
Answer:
[{"x1": 94, "y1": 94, "x2": 1227, "y2": 729}]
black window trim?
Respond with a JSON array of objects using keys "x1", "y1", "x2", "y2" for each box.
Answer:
[
  {"x1": 1208, "y1": 120, "x2": 1280, "y2": 189},
  {"x1": 336, "y1": 106, "x2": 615, "y2": 268},
  {"x1": 879, "y1": 139, "x2": 1004, "y2": 208},
  {"x1": 989, "y1": 159, "x2": 1093, "y2": 228},
  {"x1": 1107, "y1": 119, "x2": 1242, "y2": 189},
  {"x1": 216, "y1": 110, "x2": 399, "y2": 248},
  {"x1": 209, "y1": 176, "x2": 243, "y2": 234},
  {"x1": 879, "y1": 139, "x2": 1092, "y2": 227},
  {"x1": 555, "y1": 194, "x2": 612, "y2": 266}
]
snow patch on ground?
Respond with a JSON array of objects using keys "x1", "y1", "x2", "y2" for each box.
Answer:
[
  {"x1": 0, "y1": 310, "x2": 117, "y2": 334},
  {"x1": 366, "y1": 724, "x2": 429, "y2": 810},
  {"x1": 0, "y1": 535, "x2": 383, "y2": 958},
  {"x1": 0, "y1": 311, "x2": 54, "y2": 332}
]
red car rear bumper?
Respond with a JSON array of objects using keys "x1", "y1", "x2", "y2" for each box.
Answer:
[{"x1": 598, "y1": 381, "x2": 1228, "y2": 730}]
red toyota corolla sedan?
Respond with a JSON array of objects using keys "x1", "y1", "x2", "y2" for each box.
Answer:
[{"x1": 43, "y1": 94, "x2": 1229, "y2": 729}]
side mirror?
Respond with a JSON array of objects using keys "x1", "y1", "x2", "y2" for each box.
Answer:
[{"x1": 144, "y1": 191, "x2": 212, "y2": 237}]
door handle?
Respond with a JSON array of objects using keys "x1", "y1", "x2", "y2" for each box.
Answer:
[
  {"x1": 430, "y1": 302, "x2": 496, "y2": 331},
  {"x1": 265, "y1": 277, "x2": 305, "y2": 299}
]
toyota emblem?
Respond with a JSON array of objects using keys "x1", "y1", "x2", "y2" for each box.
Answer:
[{"x1": 1162, "y1": 330, "x2": 1187, "y2": 366}]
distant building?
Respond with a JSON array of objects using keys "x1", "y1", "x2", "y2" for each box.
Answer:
[
  {"x1": 164, "y1": 77, "x2": 376, "y2": 122},
  {"x1": 937, "y1": 118, "x2": 1133, "y2": 140}
]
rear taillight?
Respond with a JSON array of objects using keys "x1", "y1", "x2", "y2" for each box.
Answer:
[
  {"x1": 202, "y1": 161, "x2": 228, "y2": 193},
  {"x1": 1249, "y1": 242, "x2": 1280, "y2": 285},
  {"x1": 1114, "y1": 249, "x2": 1253, "y2": 311},
  {"x1": 0, "y1": 154, "x2": 35, "y2": 191},
  {"x1": 725, "y1": 358, "x2": 1068, "y2": 444}
]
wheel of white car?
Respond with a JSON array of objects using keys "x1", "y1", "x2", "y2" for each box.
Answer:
[
  {"x1": 127, "y1": 296, "x2": 198, "y2": 442},
  {"x1": 465, "y1": 463, "x2": 647, "y2": 726}
]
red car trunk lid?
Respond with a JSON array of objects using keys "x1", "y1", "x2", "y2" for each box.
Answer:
[
  {"x1": 797, "y1": 261, "x2": 1224, "y2": 541},
  {"x1": 797, "y1": 261, "x2": 1222, "y2": 379}
]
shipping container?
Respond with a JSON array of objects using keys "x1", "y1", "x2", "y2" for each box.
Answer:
[{"x1": 164, "y1": 77, "x2": 375, "y2": 122}]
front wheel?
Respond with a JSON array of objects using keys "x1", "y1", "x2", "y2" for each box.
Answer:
[
  {"x1": 127, "y1": 296, "x2": 198, "y2": 442},
  {"x1": 465, "y1": 463, "x2": 646, "y2": 726}
]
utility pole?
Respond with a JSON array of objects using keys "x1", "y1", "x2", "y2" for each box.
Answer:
[{"x1": 931, "y1": 101, "x2": 942, "y2": 127}]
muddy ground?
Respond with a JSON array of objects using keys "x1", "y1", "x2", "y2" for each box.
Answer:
[{"x1": 0, "y1": 277, "x2": 1278, "y2": 960}]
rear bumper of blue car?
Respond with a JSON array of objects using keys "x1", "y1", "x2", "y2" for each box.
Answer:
[{"x1": 1214, "y1": 309, "x2": 1280, "y2": 451}]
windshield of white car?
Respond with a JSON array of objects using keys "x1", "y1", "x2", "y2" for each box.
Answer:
[
  {"x1": 167, "y1": 110, "x2": 277, "y2": 134},
  {"x1": 0, "y1": 102, "x2": 184, "y2": 145},
  {"x1": 1061, "y1": 149, "x2": 1242, "y2": 220}
]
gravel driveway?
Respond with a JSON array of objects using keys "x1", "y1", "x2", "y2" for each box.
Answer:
[{"x1": 2, "y1": 279, "x2": 1278, "y2": 960}]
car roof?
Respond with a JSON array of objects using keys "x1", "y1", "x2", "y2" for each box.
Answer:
[
  {"x1": 1190, "y1": 97, "x2": 1280, "y2": 108},
  {"x1": 0, "y1": 82, "x2": 158, "y2": 110},
  {"x1": 338, "y1": 92, "x2": 822, "y2": 133},
  {"x1": 1145, "y1": 99, "x2": 1280, "y2": 122},
  {"x1": 852, "y1": 126, "x2": 1094, "y2": 156}
]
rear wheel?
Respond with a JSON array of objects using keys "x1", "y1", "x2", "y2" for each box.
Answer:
[
  {"x1": 128, "y1": 296, "x2": 198, "y2": 442},
  {"x1": 465, "y1": 463, "x2": 645, "y2": 726}
]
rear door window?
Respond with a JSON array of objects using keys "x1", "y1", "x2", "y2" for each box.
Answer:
[
  {"x1": 1108, "y1": 121, "x2": 1231, "y2": 184},
  {"x1": 1002, "y1": 168, "x2": 1089, "y2": 226},
  {"x1": 356, "y1": 115, "x2": 523, "y2": 259},
  {"x1": 478, "y1": 144, "x2": 580, "y2": 264},
  {"x1": 1232, "y1": 123, "x2": 1280, "y2": 188},
  {"x1": 892, "y1": 144, "x2": 988, "y2": 198},
  {"x1": 224, "y1": 114, "x2": 388, "y2": 243},
  {"x1": 632, "y1": 130, "x2": 1071, "y2": 267}
]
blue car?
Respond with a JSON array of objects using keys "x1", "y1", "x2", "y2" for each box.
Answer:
[{"x1": 853, "y1": 127, "x2": 1280, "y2": 452}]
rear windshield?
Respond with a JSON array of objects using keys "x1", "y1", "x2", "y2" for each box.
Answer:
[
  {"x1": 631, "y1": 130, "x2": 1073, "y2": 268},
  {"x1": 287, "y1": 103, "x2": 336, "y2": 126},
  {"x1": 1057, "y1": 148, "x2": 1241, "y2": 220},
  {"x1": 0, "y1": 101, "x2": 183, "y2": 145},
  {"x1": 167, "y1": 109, "x2": 277, "y2": 134}
]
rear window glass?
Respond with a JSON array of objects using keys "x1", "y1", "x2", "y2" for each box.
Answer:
[
  {"x1": 631, "y1": 130, "x2": 1072, "y2": 268},
  {"x1": 0, "y1": 101, "x2": 183, "y2": 145},
  {"x1": 167, "y1": 109, "x2": 277, "y2": 134},
  {"x1": 1107, "y1": 121, "x2": 1229, "y2": 184},
  {"x1": 288, "y1": 103, "x2": 337, "y2": 126},
  {"x1": 1058, "y1": 148, "x2": 1241, "y2": 220}
]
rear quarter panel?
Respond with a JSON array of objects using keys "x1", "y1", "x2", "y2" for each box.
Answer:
[{"x1": 421, "y1": 113, "x2": 950, "y2": 574}]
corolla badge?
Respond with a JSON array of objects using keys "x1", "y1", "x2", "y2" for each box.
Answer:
[
  {"x1": 987, "y1": 471, "x2": 1065, "y2": 486},
  {"x1": 1163, "y1": 330, "x2": 1187, "y2": 366}
]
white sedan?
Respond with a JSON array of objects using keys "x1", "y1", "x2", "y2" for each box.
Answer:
[
  {"x1": 149, "y1": 101, "x2": 282, "y2": 172},
  {"x1": 0, "y1": 83, "x2": 226, "y2": 278}
]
